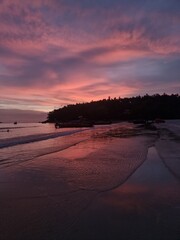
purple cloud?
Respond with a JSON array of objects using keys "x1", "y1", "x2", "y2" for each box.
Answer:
[{"x1": 0, "y1": 0, "x2": 179, "y2": 111}]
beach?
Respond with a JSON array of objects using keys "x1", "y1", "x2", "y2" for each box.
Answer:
[
  {"x1": 0, "y1": 121, "x2": 180, "y2": 240},
  {"x1": 68, "y1": 146, "x2": 180, "y2": 240}
]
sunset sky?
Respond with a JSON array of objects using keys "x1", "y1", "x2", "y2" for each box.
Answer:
[{"x1": 0, "y1": 0, "x2": 180, "y2": 113}]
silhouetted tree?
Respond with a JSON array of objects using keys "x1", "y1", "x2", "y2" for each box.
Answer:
[{"x1": 47, "y1": 94, "x2": 180, "y2": 122}]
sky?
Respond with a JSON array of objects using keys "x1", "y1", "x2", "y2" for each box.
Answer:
[
  {"x1": 0, "y1": 0, "x2": 180, "y2": 115},
  {"x1": 0, "y1": 109, "x2": 47, "y2": 122}
]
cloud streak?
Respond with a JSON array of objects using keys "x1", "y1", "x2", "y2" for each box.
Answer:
[{"x1": 0, "y1": 0, "x2": 179, "y2": 111}]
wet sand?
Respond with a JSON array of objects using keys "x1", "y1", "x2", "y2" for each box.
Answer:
[
  {"x1": 67, "y1": 147, "x2": 180, "y2": 240},
  {"x1": 0, "y1": 123, "x2": 180, "y2": 240}
]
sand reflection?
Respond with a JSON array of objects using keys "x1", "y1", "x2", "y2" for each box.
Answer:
[{"x1": 68, "y1": 147, "x2": 180, "y2": 240}]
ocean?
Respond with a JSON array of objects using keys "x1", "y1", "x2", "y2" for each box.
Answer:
[
  {"x1": 0, "y1": 122, "x2": 129, "y2": 169},
  {"x1": 0, "y1": 123, "x2": 97, "y2": 168}
]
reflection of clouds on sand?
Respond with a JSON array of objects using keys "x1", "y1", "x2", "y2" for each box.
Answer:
[
  {"x1": 43, "y1": 136, "x2": 152, "y2": 191},
  {"x1": 0, "y1": 125, "x2": 153, "y2": 239},
  {"x1": 101, "y1": 147, "x2": 180, "y2": 211},
  {"x1": 68, "y1": 147, "x2": 180, "y2": 240},
  {"x1": 0, "y1": 122, "x2": 179, "y2": 239},
  {"x1": 11, "y1": 136, "x2": 152, "y2": 194}
]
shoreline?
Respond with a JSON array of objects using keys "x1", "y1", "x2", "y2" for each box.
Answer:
[{"x1": 0, "y1": 122, "x2": 179, "y2": 240}]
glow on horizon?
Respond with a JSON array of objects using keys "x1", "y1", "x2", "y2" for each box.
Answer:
[{"x1": 0, "y1": 0, "x2": 179, "y2": 112}]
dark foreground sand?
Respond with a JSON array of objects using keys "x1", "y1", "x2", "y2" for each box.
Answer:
[
  {"x1": 0, "y1": 123, "x2": 179, "y2": 240},
  {"x1": 67, "y1": 147, "x2": 180, "y2": 240}
]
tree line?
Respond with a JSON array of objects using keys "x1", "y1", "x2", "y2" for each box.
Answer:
[{"x1": 47, "y1": 94, "x2": 180, "y2": 122}]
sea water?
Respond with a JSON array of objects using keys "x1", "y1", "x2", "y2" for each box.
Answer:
[{"x1": 0, "y1": 122, "x2": 129, "y2": 168}]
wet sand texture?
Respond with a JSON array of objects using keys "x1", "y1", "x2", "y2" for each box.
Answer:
[
  {"x1": 0, "y1": 134, "x2": 153, "y2": 240},
  {"x1": 0, "y1": 123, "x2": 179, "y2": 240},
  {"x1": 67, "y1": 147, "x2": 180, "y2": 240}
]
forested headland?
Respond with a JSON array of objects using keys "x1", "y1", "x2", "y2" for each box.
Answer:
[{"x1": 47, "y1": 94, "x2": 180, "y2": 123}]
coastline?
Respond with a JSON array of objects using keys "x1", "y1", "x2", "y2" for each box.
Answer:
[{"x1": 0, "y1": 122, "x2": 179, "y2": 240}]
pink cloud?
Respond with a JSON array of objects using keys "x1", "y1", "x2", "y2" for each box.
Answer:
[{"x1": 0, "y1": 0, "x2": 179, "y2": 111}]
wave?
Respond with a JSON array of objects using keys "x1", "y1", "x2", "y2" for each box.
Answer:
[{"x1": 0, "y1": 129, "x2": 85, "y2": 149}]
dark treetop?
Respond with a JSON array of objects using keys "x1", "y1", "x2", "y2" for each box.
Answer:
[{"x1": 47, "y1": 94, "x2": 180, "y2": 123}]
